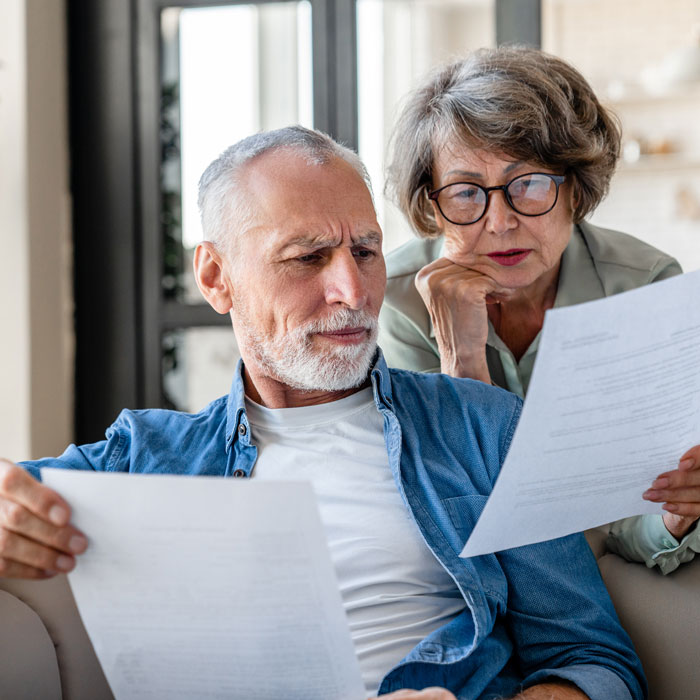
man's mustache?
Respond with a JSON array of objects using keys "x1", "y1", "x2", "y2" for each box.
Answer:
[{"x1": 301, "y1": 309, "x2": 378, "y2": 335}]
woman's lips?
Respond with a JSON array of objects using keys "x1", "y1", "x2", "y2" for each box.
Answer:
[{"x1": 486, "y1": 249, "x2": 531, "y2": 267}]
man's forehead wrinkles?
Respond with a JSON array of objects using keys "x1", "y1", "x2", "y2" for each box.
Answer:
[{"x1": 277, "y1": 229, "x2": 381, "y2": 251}]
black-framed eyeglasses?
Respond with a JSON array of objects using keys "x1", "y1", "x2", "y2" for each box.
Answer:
[{"x1": 428, "y1": 172, "x2": 567, "y2": 226}]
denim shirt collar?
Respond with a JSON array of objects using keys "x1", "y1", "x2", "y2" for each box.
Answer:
[
  {"x1": 369, "y1": 349, "x2": 395, "y2": 409},
  {"x1": 225, "y1": 348, "x2": 395, "y2": 452},
  {"x1": 225, "y1": 360, "x2": 250, "y2": 453}
]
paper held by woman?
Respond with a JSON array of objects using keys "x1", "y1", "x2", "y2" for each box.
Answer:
[{"x1": 461, "y1": 269, "x2": 700, "y2": 558}]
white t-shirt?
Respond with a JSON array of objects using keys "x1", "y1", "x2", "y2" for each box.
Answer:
[{"x1": 245, "y1": 388, "x2": 465, "y2": 696}]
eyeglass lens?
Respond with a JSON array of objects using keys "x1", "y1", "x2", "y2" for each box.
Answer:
[{"x1": 436, "y1": 174, "x2": 559, "y2": 224}]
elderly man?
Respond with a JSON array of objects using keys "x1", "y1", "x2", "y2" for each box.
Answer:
[{"x1": 0, "y1": 127, "x2": 643, "y2": 700}]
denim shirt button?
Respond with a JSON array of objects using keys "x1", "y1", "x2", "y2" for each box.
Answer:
[
  {"x1": 238, "y1": 423, "x2": 247, "y2": 437},
  {"x1": 233, "y1": 469, "x2": 246, "y2": 478},
  {"x1": 385, "y1": 395, "x2": 393, "y2": 406}
]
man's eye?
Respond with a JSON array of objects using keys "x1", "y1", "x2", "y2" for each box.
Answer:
[
  {"x1": 296, "y1": 253, "x2": 322, "y2": 263},
  {"x1": 353, "y1": 248, "x2": 375, "y2": 260}
]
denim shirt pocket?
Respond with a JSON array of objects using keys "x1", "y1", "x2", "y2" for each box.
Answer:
[{"x1": 442, "y1": 494, "x2": 508, "y2": 608}]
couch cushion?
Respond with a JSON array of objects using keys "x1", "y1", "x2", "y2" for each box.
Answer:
[{"x1": 584, "y1": 526, "x2": 608, "y2": 560}]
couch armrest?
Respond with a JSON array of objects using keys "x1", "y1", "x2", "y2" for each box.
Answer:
[
  {"x1": 0, "y1": 576, "x2": 113, "y2": 699},
  {"x1": 598, "y1": 553, "x2": 700, "y2": 700},
  {"x1": 0, "y1": 589, "x2": 62, "y2": 699}
]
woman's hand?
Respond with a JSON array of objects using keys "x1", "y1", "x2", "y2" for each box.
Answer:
[
  {"x1": 415, "y1": 257, "x2": 513, "y2": 381},
  {"x1": 643, "y1": 445, "x2": 700, "y2": 539}
]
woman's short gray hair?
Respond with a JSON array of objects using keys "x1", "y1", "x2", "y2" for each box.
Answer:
[
  {"x1": 386, "y1": 46, "x2": 622, "y2": 236},
  {"x1": 198, "y1": 125, "x2": 372, "y2": 250}
]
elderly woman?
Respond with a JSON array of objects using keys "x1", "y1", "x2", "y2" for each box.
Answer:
[{"x1": 379, "y1": 46, "x2": 700, "y2": 574}]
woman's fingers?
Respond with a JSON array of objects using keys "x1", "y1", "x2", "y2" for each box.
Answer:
[
  {"x1": 416, "y1": 257, "x2": 513, "y2": 301},
  {"x1": 415, "y1": 259, "x2": 502, "y2": 380},
  {"x1": 678, "y1": 445, "x2": 700, "y2": 470},
  {"x1": 644, "y1": 456, "x2": 700, "y2": 504},
  {"x1": 643, "y1": 448, "x2": 700, "y2": 537}
]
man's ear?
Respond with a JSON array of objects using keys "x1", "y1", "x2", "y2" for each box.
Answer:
[{"x1": 193, "y1": 241, "x2": 234, "y2": 314}]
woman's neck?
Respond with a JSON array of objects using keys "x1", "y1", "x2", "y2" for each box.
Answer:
[{"x1": 487, "y1": 262, "x2": 561, "y2": 362}]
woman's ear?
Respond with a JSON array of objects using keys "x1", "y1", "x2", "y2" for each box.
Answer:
[
  {"x1": 429, "y1": 198, "x2": 445, "y2": 234},
  {"x1": 193, "y1": 241, "x2": 233, "y2": 314},
  {"x1": 567, "y1": 180, "x2": 580, "y2": 217}
]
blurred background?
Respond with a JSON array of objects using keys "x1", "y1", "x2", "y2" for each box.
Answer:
[{"x1": 2, "y1": 0, "x2": 700, "y2": 457}]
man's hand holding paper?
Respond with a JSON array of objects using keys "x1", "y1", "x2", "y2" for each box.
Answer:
[{"x1": 0, "y1": 458, "x2": 87, "y2": 579}]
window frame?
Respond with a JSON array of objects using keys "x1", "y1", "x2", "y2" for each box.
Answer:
[{"x1": 68, "y1": 0, "x2": 539, "y2": 441}]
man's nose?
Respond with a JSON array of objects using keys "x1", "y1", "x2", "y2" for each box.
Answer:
[
  {"x1": 324, "y1": 252, "x2": 368, "y2": 309},
  {"x1": 483, "y1": 189, "x2": 517, "y2": 235}
]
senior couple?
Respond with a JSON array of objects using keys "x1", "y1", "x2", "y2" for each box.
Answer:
[{"x1": 1, "y1": 47, "x2": 698, "y2": 699}]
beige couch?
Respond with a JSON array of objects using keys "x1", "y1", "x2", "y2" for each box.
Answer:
[
  {"x1": 1, "y1": 537, "x2": 698, "y2": 699},
  {"x1": 0, "y1": 575, "x2": 112, "y2": 699}
]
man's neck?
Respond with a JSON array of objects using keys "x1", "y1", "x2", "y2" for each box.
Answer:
[{"x1": 243, "y1": 367, "x2": 370, "y2": 409}]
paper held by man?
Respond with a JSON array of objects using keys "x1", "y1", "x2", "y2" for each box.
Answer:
[
  {"x1": 461, "y1": 269, "x2": 700, "y2": 558},
  {"x1": 41, "y1": 471, "x2": 366, "y2": 700}
]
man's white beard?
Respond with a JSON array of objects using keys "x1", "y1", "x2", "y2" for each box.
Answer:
[{"x1": 236, "y1": 307, "x2": 378, "y2": 392}]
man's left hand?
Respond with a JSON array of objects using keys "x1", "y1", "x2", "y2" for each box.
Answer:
[
  {"x1": 369, "y1": 689, "x2": 456, "y2": 700},
  {"x1": 643, "y1": 445, "x2": 700, "y2": 539},
  {"x1": 369, "y1": 682, "x2": 588, "y2": 699},
  {"x1": 512, "y1": 681, "x2": 588, "y2": 698}
]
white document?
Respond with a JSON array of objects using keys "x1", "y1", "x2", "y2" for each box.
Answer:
[
  {"x1": 461, "y1": 270, "x2": 700, "y2": 557},
  {"x1": 41, "y1": 470, "x2": 365, "y2": 700}
]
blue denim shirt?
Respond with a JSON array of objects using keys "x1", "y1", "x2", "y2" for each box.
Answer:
[{"x1": 23, "y1": 351, "x2": 645, "y2": 700}]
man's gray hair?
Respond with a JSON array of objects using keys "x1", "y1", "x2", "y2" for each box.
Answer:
[{"x1": 198, "y1": 125, "x2": 372, "y2": 250}]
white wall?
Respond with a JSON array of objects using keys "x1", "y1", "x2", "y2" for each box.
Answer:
[
  {"x1": 0, "y1": 0, "x2": 73, "y2": 460},
  {"x1": 542, "y1": 0, "x2": 700, "y2": 272}
]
